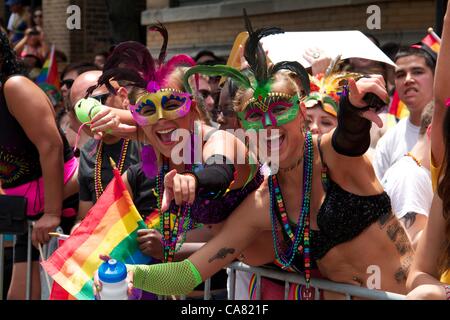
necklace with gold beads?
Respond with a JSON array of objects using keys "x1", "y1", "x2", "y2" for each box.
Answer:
[{"x1": 94, "y1": 139, "x2": 130, "y2": 200}]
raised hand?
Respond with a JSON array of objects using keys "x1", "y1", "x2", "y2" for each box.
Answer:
[
  {"x1": 160, "y1": 169, "x2": 197, "y2": 212},
  {"x1": 347, "y1": 75, "x2": 388, "y2": 128}
]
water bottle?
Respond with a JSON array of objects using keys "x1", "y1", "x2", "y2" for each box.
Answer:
[
  {"x1": 74, "y1": 97, "x2": 103, "y2": 124},
  {"x1": 97, "y1": 258, "x2": 128, "y2": 300}
]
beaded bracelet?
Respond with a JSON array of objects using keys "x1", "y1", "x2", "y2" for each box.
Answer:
[{"x1": 444, "y1": 284, "x2": 450, "y2": 300}]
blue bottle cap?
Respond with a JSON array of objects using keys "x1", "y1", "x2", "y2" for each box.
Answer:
[{"x1": 98, "y1": 259, "x2": 127, "y2": 283}]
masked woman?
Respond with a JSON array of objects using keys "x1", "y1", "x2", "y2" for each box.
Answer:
[
  {"x1": 94, "y1": 21, "x2": 412, "y2": 300},
  {"x1": 84, "y1": 24, "x2": 263, "y2": 263},
  {"x1": 304, "y1": 62, "x2": 359, "y2": 136}
]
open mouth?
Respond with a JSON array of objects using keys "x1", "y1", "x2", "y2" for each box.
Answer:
[
  {"x1": 404, "y1": 88, "x2": 418, "y2": 96},
  {"x1": 155, "y1": 128, "x2": 177, "y2": 145},
  {"x1": 264, "y1": 133, "x2": 285, "y2": 151}
]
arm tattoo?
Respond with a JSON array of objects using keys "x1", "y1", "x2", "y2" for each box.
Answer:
[
  {"x1": 208, "y1": 247, "x2": 235, "y2": 263},
  {"x1": 400, "y1": 212, "x2": 417, "y2": 229}
]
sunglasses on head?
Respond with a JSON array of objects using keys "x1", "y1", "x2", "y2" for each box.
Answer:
[
  {"x1": 90, "y1": 93, "x2": 110, "y2": 105},
  {"x1": 61, "y1": 79, "x2": 74, "y2": 89}
]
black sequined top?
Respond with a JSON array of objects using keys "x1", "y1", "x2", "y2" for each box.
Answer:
[
  {"x1": 311, "y1": 179, "x2": 391, "y2": 260},
  {"x1": 275, "y1": 138, "x2": 392, "y2": 270}
]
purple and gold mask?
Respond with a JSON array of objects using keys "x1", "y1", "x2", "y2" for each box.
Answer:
[{"x1": 129, "y1": 89, "x2": 192, "y2": 126}]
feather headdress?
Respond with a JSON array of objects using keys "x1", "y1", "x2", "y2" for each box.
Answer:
[
  {"x1": 87, "y1": 22, "x2": 196, "y2": 96},
  {"x1": 86, "y1": 23, "x2": 196, "y2": 179},
  {"x1": 183, "y1": 9, "x2": 310, "y2": 110},
  {"x1": 305, "y1": 55, "x2": 362, "y2": 116}
]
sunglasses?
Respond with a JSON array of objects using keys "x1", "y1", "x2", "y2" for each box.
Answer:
[
  {"x1": 61, "y1": 79, "x2": 74, "y2": 89},
  {"x1": 91, "y1": 93, "x2": 110, "y2": 105}
]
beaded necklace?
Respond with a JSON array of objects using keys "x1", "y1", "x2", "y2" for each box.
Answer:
[
  {"x1": 155, "y1": 124, "x2": 201, "y2": 262},
  {"x1": 269, "y1": 131, "x2": 313, "y2": 296},
  {"x1": 156, "y1": 157, "x2": 193, "y2": 262},
  {"x1": 94, "y1": 139, "x2": 130, "y2": 200}
]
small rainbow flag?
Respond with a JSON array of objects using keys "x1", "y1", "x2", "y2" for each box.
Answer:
[
  {"x1": 41, "y1": 166, "x2": 153, "y2": 300},
  {"x1": 36, "y1": 44, "x2": 60, "y2": 89},
  {"x1": 411, "y1": 28, "x2": 441, "y2": 59},
  {"x1": 420, "y1": 33, "x2": 440, "y2": 53},
  {"x1": 387, "y1": 90, "x2": 410, "y2": 126}
]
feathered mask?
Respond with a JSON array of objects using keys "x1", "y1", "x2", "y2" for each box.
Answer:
[
  {"x1": 89, "y1": 23, "x2": 196, "y2": 95},
  {"x1": 182, "y1": 10, "x2": 310, "y2": 117},
  {"x1": 305, "y1": 56, "x2": 362, "y2": 117}
]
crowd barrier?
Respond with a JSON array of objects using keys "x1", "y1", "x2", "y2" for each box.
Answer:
[{"x1": 1, "y1": 229, "x2": 406, "y2": 300}]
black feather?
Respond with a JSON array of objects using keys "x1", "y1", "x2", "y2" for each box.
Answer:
[
  {"x1": 244, "y1": 26, "x2": 284, "y2": 85},
  {"x1": 149, "y1": 22, "x2": 168, "y2": 66},
  {"x1": 102, "y1": 41, "x2": 156, "y2": 83}
]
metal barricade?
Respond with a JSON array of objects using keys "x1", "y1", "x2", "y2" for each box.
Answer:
[
  {"x1": 226, "y1": 262, "x2": 406, "y2": 300},
  {"x1": 0, "y1": 223, "x2": 58, "y2": 300}
]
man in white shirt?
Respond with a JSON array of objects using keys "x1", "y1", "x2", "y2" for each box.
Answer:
[
  {"x1": 381, "y1": 102, "x2": 434, "y2": 248},
  {"x1": 373, "y1": 47, "x2": 435, "y2": 180}
]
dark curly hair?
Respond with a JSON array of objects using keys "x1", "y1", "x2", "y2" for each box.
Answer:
[{"x1": 0, "y1": 31, "x2": 23, "y2": 83}]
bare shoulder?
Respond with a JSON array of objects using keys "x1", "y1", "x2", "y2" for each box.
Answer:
[
  {"x1": 4, "y1": 75, "x2": 47, "y2": 103},
  {"x1": 4, "y1": 75, "x2": 34, "y2": 91}
]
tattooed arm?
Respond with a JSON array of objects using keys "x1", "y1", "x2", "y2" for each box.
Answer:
[
  {"x1": 399, "y1": 212, "x2": 427, "y2": 250},
  {"x1": 188, "y1": 185, "x2": 271, "y2": 281},
  {"x1": 407, "y1": 195, "x2": 449, "y2": 300}
]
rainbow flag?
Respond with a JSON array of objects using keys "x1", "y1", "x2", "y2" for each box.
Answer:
[
  {"x1": 411, "y1": 28, "x2": 441, "y2": 59},
  {"x1": 421, "y1": 33, "x2": 440, "y2": 54},
  {"x1": 387, "y1": 90, "x2": 409, "y2": 127},
  {"x1": 36, "y1": 44, "x2": 60, "y2": 89},
  {"x1": 41, "y1": 167, "x2": 152, "y2": 300}
]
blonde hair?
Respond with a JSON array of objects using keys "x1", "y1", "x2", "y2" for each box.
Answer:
[{"x1": 233, "y1": 70, "x2": 302, "y2": 112}]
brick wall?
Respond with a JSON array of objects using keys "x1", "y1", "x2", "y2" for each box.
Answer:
[
  {"x1": 42, "y1": 0, "x2": 113, "y2": 64},
  {"x1": 144, "y1": 0, "x2": 436, "y2": 58},
  {"x1": 43, "y1": 0, "x2": 71, "y2": 64}
]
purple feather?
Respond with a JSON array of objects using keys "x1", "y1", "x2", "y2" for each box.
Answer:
[{"x1": 141, "y1": 145, "x2": 158, "y2": 178}]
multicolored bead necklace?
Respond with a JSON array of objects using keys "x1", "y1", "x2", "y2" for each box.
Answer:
[
  {"x1": 156, "y1": 158, "x2": 193, "y2": 262},
  {"x1": 269, "y1": 131, "x2": 313, "y2": 297},
  {"x1": 94, "y1": 139, "x2": 130, "y2": 200}
]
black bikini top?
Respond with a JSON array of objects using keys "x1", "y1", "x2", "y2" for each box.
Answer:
[
  {"x1": 271, "y1": 136, "x2": 392, "y2": 270},
  {"x1": 311, "y1": 136, "x2": 392, "y2": 260}
]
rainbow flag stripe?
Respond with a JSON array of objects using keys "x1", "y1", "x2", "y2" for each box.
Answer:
[
  {"x1": 36, "y1": 45, "x2": 60, "y2": 88},
  {"x1": 387, "y1": 90, "x2": 409, "y2": 128},
  {"x1": 41, "y1": 168, "x2": 152, "y2": 300},
  {"x1": 421, "y1": 34, "x2": 440, "y2": 54}
]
